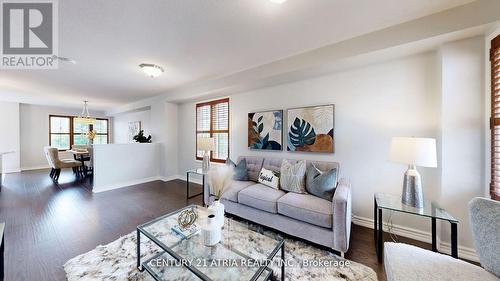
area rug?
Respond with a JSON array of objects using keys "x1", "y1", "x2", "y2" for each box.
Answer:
[{"x1": 64, "y1": 217, "x2": 377, "y2": 281}]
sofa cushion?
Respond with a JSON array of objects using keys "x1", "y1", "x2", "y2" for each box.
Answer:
[
  {"x1": 226, "y1": 158, "x2": 249, "y2": 181},
  {"x1": 307, "y1": 160, "x2": 340, "y2": 178},
  {"x1": 277, "y1": 192, "x2": 332, "y2": 228},
  {"x1": 384, "y1": 242, "x2": 499, "y2": 281},
  {"x1": 262, "y1": 157, "x2": 285, "y2": 173},
  {"x1": 280, "y1": 159, "x2": 307, "y2": 194},
  {"x1": 469, "y1": 198, "x2": 500, "y2": 277},
  {"x1": 221, "y1": 180, "x2": 255, "y2": 202},
  {"x1": 258, "y1": 167, "x2": 280, "y2": 189},
  {"x1": 306, "y1": 163, "x2": 338, "y2": 201},
  {"x1": 238, "y1": 156, "x2": 264, "y2": 182},
  {"x1": 238, "y1": 184, "x2": 286, "y2": 213}
]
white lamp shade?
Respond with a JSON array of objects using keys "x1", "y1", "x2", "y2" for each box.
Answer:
[
  {"x1": 389, "y1": 137, "x2": 437, "y2": 167},
  {"x1": 198, "y1": 137, "x2": 215, "y2": 151}
]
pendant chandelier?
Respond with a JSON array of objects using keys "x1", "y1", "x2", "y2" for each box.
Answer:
[{"x1": 75, "y1": 100, "x2": 96, "y2": 125}]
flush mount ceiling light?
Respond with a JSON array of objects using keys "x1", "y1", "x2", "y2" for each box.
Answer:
[
  {"x1": 52, "y1": 55, "x2": 76, "y2": 64},
  {"x1": 269, "y1": 0, "x2": 287, "y2": 4},
  {"x1": 139, "y1": 63, "x2": 164, "y2": 78}
]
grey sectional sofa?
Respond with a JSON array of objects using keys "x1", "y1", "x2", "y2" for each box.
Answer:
[{"x1": 205, "y1": 156, "x2": 352, "y2": 255}]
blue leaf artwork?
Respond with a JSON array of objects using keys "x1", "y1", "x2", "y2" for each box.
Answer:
[
  {"x1": 289, "y1": 117, "x2": 316, "y2": 147},
  {"x1": 287, "y1": 105, "x2": 334, "y2": 153},
  {"x1": 248, "y1": 110, "x2": 283, "y2": 151}
]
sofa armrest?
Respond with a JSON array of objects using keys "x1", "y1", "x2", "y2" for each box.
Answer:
[{"x1": 332, "y1": 178, "x2": 352, "y2": 253}]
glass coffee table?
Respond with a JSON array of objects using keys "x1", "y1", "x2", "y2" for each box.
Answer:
[
  {"x1": 374, "y1": 193, "x2": 458, "y2": 262},
  {"x1": 137, "y1": 205, "x2": 285, "y2": 281}
]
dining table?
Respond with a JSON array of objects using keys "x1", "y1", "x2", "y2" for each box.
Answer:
[{"x1": 68, "y1": 149, "x2": 90, "y2": 175}]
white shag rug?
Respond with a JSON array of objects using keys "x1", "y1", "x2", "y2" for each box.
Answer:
[{"x1": 64, "y1": 217, "x2": 377, "y2": 281}]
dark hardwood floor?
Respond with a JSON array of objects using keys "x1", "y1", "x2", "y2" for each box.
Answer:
[{"x1": 0, "y1": 169, "x2": 433, "y2": 281}]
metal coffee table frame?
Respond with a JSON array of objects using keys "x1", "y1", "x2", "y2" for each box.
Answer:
[{"x1": 137, "y1": 205, "x2": 285, "y2": 281}]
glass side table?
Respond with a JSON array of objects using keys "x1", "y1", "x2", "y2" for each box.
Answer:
[
  {"x1": 186, "y1": 169, "x2": 207, "y2": 205},
  {"x1": 374, "y1": 193, "x2": 459, "y2": 262}
]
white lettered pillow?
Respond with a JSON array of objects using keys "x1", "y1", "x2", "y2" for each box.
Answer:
[{"x1": 258, "y1": 167, "x2": 280, "y2": 189}]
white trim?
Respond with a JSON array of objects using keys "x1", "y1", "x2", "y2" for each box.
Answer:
[
  {"x1": 159, "y1": 175, "x2": 179, "y2": 182},
  {"x1": 439, "y1": 241, "x2": 479, "y2": 263},
  {"x1": 1, "y1": 168, "x2": 21, "y2": 174},
  {"x1": 352, "y1": 215, "x2": 479, "y2": 262},
  {"x1": 352, "y1": 215, "x2": 431, "y2": 243},
  {"x1": 21, "y1": 165, "x2": 51, "y2": 171},
  {"x1": 92, "y1": 176, "x2": 163, "y2": 193}
]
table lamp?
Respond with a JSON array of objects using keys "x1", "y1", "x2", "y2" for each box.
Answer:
[
  {"x1": 389, "y1": 137, "x2": 437, "y2": 208},
  {"x1": 198, "y1": 137, "x2": 215, "y2": 172}
]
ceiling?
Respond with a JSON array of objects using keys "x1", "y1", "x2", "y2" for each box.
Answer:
[{"x1": 0, "y1": 0, "x2": 476, "y2": 110}]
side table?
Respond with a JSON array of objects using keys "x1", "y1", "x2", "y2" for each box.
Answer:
[
  {"x1": 186, "y1": 169, "x2": 207, "y2": 206},
  {"x1": 374, "y1": 193, "x2": 458, "y2": 262}
]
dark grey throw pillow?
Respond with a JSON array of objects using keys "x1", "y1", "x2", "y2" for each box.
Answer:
[
  {"x1": 226, "y1": 158, "x2": 249, "y2": 181},
  {"x1": 306, "y1": 163, "x2": 337, "y2": 201}
]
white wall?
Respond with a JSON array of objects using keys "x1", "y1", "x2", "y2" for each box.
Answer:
[
  {"x1": 0, "y1": 102, "x2": 20, "y2": 172},
  {"x1": 20, "y1": 104, "x2": 109, "y2": 170},
  {"x1": 164, "y1": 102, "x2": 179, "y2": 178},
  {"x1": 93, "y1": 143, "x2": 160, "y2": 192},
  {"x1": 178, "y1": 51, "x2": 441, "y2": 231},
  {"x1": 176, "y1": 37, "x2": 488, "y2": 259},
  {"x1": 110, "y1": 100, "x2": 179, "y2": 180},
  {"x1": 440, "y1": 37, "x2": 485, "y2": 250},
  {"x1": 113, "y1": 109, "x2": 151, "y2": 143}
]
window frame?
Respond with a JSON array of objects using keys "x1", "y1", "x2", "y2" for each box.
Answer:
[
  {"x1": 195, "y1": 98, "x2": 230, "y2": 163},
  {"x1": 49, "y1": 114, "x2": 110, "y2": 151},
  {"x1": 490, "y1": 34, "x2": 500, "y2": 201}
]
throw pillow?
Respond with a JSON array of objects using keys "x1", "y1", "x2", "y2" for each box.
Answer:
[
  {"x1": 226, "y1": 158, "x2": 249, "y2": 181},
  {"x1": 280, "y1": 159, "x2": 307, "y2": 194},
  {"x1": 258, "y1": 167, "x2": 280, "y2": 189},
  {"x1": 306, "y1": 163, "x2": 338, "y2": 201}
]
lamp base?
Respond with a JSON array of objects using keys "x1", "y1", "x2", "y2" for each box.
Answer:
[
  {"x1": 202, "y1": 152, "x2": 210, "y2": 173},
  {"x1": 402, "y1": 165, "x2": 424, "y2": 208}
]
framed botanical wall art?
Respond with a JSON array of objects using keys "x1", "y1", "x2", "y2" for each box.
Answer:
[
  {"x1": 287, "y1": 105, "x2": 334, "y2": 153},
  {"x1": 128, "y1": 121, "x2": 141, "y2": 142},
  {"x1": 248, "y1": 110, "x2": 283, "y2": 150}
]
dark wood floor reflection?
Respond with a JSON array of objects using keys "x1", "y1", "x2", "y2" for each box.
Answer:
[{"x1": 0, "y1": 169, "x2": 432, "y2": 281}]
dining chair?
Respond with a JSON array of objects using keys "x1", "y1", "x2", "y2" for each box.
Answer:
[
  {"x1": 83, "y1": 146, "x2": 94, "y2": 176},
  {"x1": 44, "y1": 147, "x2": 82, "y2": 181}
]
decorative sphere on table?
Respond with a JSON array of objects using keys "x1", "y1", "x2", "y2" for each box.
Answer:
[{"x1": 177, "y1": 209, "x2": 198, "y2": 230}]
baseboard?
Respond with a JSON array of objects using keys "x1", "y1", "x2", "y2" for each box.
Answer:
[
  {"x1": 1, "y1": 168, "x2": 21, "y2": 173},
  {"x1": 352, "y1": 215, "x2": 432, "y2": 243},
  {"x1": 439, "y1": 241, "x2": 479, "y2": 262},
  {"x1": 352, "y1": 215, "x2": 479, "y2": 262},
  {"x1": 93, "y1": 176, "x2": 163, "y2": 193},
  {"x1": 159, "y1": 175, "x2": 179, "y2": 182},
  {"x1": 21, "y1": 165, "x2": 50, "y2": 171}
]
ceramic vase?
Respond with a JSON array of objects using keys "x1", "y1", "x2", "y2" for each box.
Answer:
[
  {"x1": 202, "y1": 214, "x2": 221, "y2": 246},
  {"x1": 212, "y1": 199, "x2": 225, "y2": 229}
]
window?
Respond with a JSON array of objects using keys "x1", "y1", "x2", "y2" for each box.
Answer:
[
  {"x1": 49, "y1": 115, "x2": 109, "y2": 150},
  {"x1": 196, "y1": 98, "x2": 229, "y2": 163},
  {"x1": 490, "y1": 34, "x2": 500, "y2": 200},
  {"x1": 49, "y1": 116, "x2": 71, "y2": 150}
]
